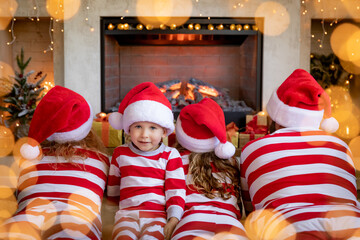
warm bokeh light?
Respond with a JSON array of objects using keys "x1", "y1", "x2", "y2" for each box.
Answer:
[
  {"x1": 339, "y1": 58, "x2": 360, "y2": 75},
  {"x1": 136, "y1": 0, "x2": 192, "y2": 28},
  {"x1": 12, "y1": 137, "x2": 41, "y2": 162},
  {"x1": 330, "y1": 23, "x2": 360, "y2": 62},
  {"x1": 0, "y1": 194, "x2": 17, "y2": 222},
  {"x1": 46, "y1": 0, "x2": 81, "y2": 21},
  {"x1": 0, "y1": 0, "x2": 18, "y2": 30},
  {"x1": 0, "y1": 61, "x2": 15, "y2": 97},
  {"x1": 255, "y1": 1, "x2": 290, "y2": 36},
  {"x1": 325, "y1": 86, "x2": 352, "y2": 119},
  {"x1": 213, "y1": 231, "x2": 239, "y2": 240},
  {"x1": 0, "y1": 165, "x2": 17, "y2": 192},
  {"x1": 335, "y1": 113, "x2": 359, "y2": 140},
  {"x1": 324, "y1": 205, "x2": 358, "y2": 239},
  {"x1": 244, "y1": 209, "x2": 296, "y2": 240},
  {"x1": 0, "y1": 126, "x2": 14, "y2": 157},
  {"x1": 348, "y1": 136, "x2": 360, "y2": 171},
  {"x1": 8, "y1": 221, "x2": 41, "y2": 239}
]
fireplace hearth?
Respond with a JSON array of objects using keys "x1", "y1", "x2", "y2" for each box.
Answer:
[{"x1": 101, "y1": 17, "x2": 263, "y2": 127}]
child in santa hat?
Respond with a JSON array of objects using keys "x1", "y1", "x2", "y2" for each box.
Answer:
[
  {"x1": 171, "y1": 97, "x2": 248, "y2": 240},
  {"x1": 240, "y1": 69, "x2": 360, "y2": 239},
  {"x1": 0, "y1": 86, "x2": 109, "y2": 240},
  {"x1": 106, "y1": 82, "x2": 186, "y2": 240}
]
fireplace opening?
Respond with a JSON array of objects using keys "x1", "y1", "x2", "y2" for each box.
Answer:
[{"x1": 101, "y1": 17, "x2": 263, "y2": 127}]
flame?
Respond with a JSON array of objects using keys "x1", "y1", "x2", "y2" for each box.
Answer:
[
  {"x1": 198, "y1": 85, "x2": 219, "y2": 97},
  {"x1": 166, "y1": 81, "x2": 219, "y2": 102},
  {"x1": 169, "y1": 82, "x2": 181, "y2": 90}
]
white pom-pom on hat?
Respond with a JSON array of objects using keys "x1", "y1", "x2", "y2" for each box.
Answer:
[
  {"x1": 215, "y1": 142, "x2": 236, "y2": 159},
  {"x1": 108, "y1": 112, "x2": 123, "y2": 130},
  {"x1": 266, "y1": 69, "x2": 339, "y2": 133},
  {"x1": 20, "y1": 143, "x2": 40, "y2": 160},
  {"x1": 320, "y1": 117, "x2": 339, "y2": 133}
]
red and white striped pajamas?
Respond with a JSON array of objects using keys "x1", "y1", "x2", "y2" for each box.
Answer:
[
  {"x1": 240, "y1": 128, "x2": 360, "y2": 239},
  {"x1": 107, "y1": 143, "x2": 186, "y2": 240},
  {"x1": 0, "y1": 148, "x2": 109, "y2": 240},
  {"x1": 171, "y1": 150, "x2": 248, "y2": 240}
]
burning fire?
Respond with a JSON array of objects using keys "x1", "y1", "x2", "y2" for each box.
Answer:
[{"x1": 159, "y1": 81, "x2": 219, "y2": 101}]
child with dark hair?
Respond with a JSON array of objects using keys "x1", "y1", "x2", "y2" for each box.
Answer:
[
  {"x1": 241, "y1": 69, "x2": 360, "y2": 239},
  {"x1": 171, "y1": 98, "x2": 248, "y2": 240},
  {"x1": 0, "y1": 86, "x2": 109, "y2": 239}
]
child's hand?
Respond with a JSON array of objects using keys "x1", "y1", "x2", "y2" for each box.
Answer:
[{"x1": 164, "y1": 217, "x2": 179, "y2": 240}]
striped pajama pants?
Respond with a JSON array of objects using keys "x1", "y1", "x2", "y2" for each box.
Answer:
[
  {"x1": 171, "y1": 210, "x2": 248, "y2": 240},
  {"x1": 245, "y1": 204, "x2": 360, "y2": 240},
  {"x1": 0, "y1": 199, "x2": 102, "y2": 240},
  {"x1": 112, "y1": 210, "x2": 167, "y2": 240}
]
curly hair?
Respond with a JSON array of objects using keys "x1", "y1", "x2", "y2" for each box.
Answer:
[
  {"x1": 40, "y1": 129, "x2": 108, "y2": 163},
  {"x1": 188, "y1": 151, "x2": 240, "y2": 200}
]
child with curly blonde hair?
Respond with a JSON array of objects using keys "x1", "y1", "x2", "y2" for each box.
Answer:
[
  {"x1": 0, "y1": 86, "x2": 109, "y2": 240},
  {"x1": 171, "y1": 98, "x2": 248, "y2": 240}
]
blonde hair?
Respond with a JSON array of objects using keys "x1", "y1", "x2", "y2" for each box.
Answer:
[
  {"x1": 41, "y1": 129, "x2": 108, "y2": 163},
  {"x1": 188, "y1": 151, "x2": 240, "y2": 200}
]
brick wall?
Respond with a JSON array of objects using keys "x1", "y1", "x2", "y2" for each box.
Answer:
[
  {"x1": 10, "y1": 18, "x2": 54, "y2": 85},
  {"x1": 104, "y1": 35, "x2": 258, "y2": 111}
]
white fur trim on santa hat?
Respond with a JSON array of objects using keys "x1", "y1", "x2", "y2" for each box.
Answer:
[
  {"x1": 175, "y1": 118, "x2": 220, "y2": 153},
  {"x1": 46, "y1": 103, "x2": 94, "y2": 143},
  {"x1": 266, "y1": 90, "x2": 324, "y2": 129},
  {"x1": 320, "y1": 117, "x2": 339, "y2": 133},
  {"x1": 20, "y1": 143, "x2": 40, "y2": 160},
  {"x1": 215, "y1": 141, "x2": 235, "y2": 159},
  {"x1": 109, "y1": 112, "x2": 123, "y2": 130},
  {"x1": 122, "y1": 100, "x2": 174, "y2": 136}
]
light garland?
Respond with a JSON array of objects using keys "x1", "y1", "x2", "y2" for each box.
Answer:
[
  {"x1": 44, "y1": 18, "x2": 54, "y2": 53},
  {"x1": 6, "y1": 18, "x2": 16, "y2": 46},
  {"x1": 107, "y1": 22, "x2": 258, "y2": 32},
  {"x1": 85, "y1": 0, "x2": 94, "y2": 32}
]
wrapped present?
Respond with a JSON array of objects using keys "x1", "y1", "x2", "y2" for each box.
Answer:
[
  {"x1": 239, "y1": 132, "x2": 265, "y2": 149},
  {"x1": 239, "y1": 113, "x2": 268, "y2": 149},
  {"x1": 246, "y1": 112, "x2": 268, "y2": 126},
  {"x1": 92, "y1": 113, "x2": 122, "y2": 147},
  {"x1": 226, "y1": 122, "x2": 239, "y2": 148}
]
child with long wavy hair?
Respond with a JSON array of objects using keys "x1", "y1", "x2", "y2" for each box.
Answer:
[
  {"x1": 171, "y1": 98, "x2": 248, "y2": 240},
  {"x1": 0, "y1": 86, "x2": 109, "y2": 240}
]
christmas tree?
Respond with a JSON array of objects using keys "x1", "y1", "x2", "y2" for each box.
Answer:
[
  {"x1": 0, "y1": 48, "x2": 46, "y2": 138},
  {"x1": 310, "y1": 53, "x2": 351, "y2": 89}
]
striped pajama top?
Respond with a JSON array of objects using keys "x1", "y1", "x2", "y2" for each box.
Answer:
[
  {"x1": 240, "y1": 127, "x2": 360, "y2": 212},
  {"x1": 107, "y1": 143, "x2": 186, "y2": 220},
  {"x1": 14, "y1": 148, "x2": 109, "y2": 239}
]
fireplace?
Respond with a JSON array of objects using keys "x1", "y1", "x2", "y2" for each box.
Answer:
[{"x1": 101, "y1": 17, "x2": 263, "y2": 127}]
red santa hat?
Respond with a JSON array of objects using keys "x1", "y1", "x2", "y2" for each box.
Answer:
[
  {"x1": 175, "y1": 98, "x2": 235, "y2": 159},
  {"x1": 108, "y1": 82, "x2": 174, "y2": 136},
  {"x1": 20, "y1": 86, "x2": 93, "y2": 160},
  {"x1": 266, "y1": 68, "x2": 339, "y2": 133}
]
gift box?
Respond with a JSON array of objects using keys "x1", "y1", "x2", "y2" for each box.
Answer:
[
  {"x1": 239, "y1": 132, "x2": 265, "y2": 149},
  {"x1": 239, "y1": 112, "x2": 268, "y2": 149},
  {"x1": 246, "y1": 112, "x2": 268, "y2": 126},
  {"x1": 226, "y1": 122, "x2": 239, "y2": 148},
  {"x1": 92, "y1": 121, "x2": 123, "y2": 148}
]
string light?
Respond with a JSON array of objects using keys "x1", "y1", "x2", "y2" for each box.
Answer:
[
  {"x1": 85, "y1": 0, "x2": 94, "y2": 32},
  {"x1": 108, "y1": 22, "x2": 258, "y2": 32},
  {"x1": 6, "y1": 18, "x2": 16, "y2": 46},
  {"x1": 44, "y1": 18, "x2": 54, "y2": 53}
]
